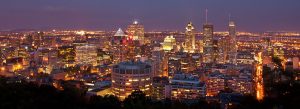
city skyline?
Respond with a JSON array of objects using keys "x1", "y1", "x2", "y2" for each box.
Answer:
[
  {"x1": 1, "y1": 0, "x2": 300, "y2": 32},
  {"x1": 0, "y1": 1, "x2": 300, "y2": 109}
]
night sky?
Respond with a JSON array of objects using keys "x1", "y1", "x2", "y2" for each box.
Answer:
[{"x1": 0, "y1": 0, "x2": 300, "y2": 32}]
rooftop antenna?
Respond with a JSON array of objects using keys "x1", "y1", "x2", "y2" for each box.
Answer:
[
  {"x1": 205, "y1": 9, "x2": 208, "y2": 24},
  {"x1": 229, "y1": 13, "x2": 231, "y2": 22}
]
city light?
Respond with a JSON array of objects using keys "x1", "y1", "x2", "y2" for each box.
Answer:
[
  {"x1": 0, "y1": 1, "x2": 299, "y2": 108},
  {"x1": 0, "y1": 67, "x2": 5, "y2": 71}
]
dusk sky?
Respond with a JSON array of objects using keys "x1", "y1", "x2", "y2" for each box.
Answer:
[{"x1": 0, "y1": 0, "x2": 300, "y2": 32}]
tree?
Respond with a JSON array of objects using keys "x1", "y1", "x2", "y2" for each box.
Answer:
[
  {"x1": 123, "y1": 90, "x2": 151, "y2": 109},
  {"x1": 89, "y1": 95, "x2": 121, "y2": 109}
]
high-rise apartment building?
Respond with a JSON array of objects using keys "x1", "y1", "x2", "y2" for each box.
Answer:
[{"x1": 112, "y1": 61, "x2": 152, "y2": 100}]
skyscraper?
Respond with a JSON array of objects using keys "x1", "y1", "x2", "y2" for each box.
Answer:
[
  {"x1": 127, "y1": 21, "x2": 145, "y2": 44},
  {"x1": 114, "y1": 28, "x2": 126, "y2": 42},
  {"x1": 203, "y1": 24, "x2": 214, "y2": 63},
  {"x1": 203, "y1": 9, "x2": 214, "y2": 63},
  {"x1": 183, "y1": 22, "x2": 195, "y2": 53},
  {"x1": 228, "y1": 20, "x2": 237, "y2": 64},
  {"x1": 112, "y1": 28, "x2": 126, "y2": 63}
]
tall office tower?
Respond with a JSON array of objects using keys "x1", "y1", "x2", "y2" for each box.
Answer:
[
  {"x1": 212, "y1": 39, "x2": 219, "y2": 63},
  {"x1": 114, "y1": 28, "x2": 126, "y2": 42},
  {"x1": 112, "y1": 28, "x2": 126, "y2": 63},
  {"x1": 183, "y1": 22, "x2": 195, "y2": 53},
  {"x1": 217, "y1": 37, "x2": 228, "y2": 64},
  {"x1": 228, "y1": 20, "x2": 237, "y2": 64},
  {"x1": 203, "y1": 24, "x2": 214, "y2": 63},
  {"x1": 112, "y1": 61, "x2": 152, "y2": 100},
  {"x1": 151, "y1": 47, "x2": 165, "y2": 77},
  {"x1": 127, "y1": 21, "x2": 145, "y2": 44}
]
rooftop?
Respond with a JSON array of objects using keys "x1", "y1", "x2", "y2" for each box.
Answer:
[{"x1": 114, "y1": 28, "x2": 125, "y2": 36}]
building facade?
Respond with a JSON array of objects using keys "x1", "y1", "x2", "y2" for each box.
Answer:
[
  {"x1": 112, "y1": 61, "x2": 152, "y2": 100},
  {"x1": 127, "y1": 21, "x2": 145, "y2": 44},
  {"x1": 169, "y1": 73, "x2": 206, "y2": 101},
  {"x1": 183, "y1": 22, "x2": 195, "y2": 53},
  {"x1": 203, "y1": 24, "x2": 214, "y2": 63}
]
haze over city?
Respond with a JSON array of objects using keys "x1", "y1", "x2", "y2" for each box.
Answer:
[{"x1": 0, "y1": 0, "x2": 300, "y2": 32}]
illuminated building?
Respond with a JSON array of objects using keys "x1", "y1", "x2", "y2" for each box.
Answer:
[
  {"x1": 112, "y1": 61, "x2": 152, "y2": 100},
  {"x1": 228, "y1": 20, "x2": 237, "y2": 65},
  {"x1": 292, "y1": 57, "x2": 299, "y2": 69},
  {"x1": 211, "y1": 64, "x2": 233, "y2": 74},
  {"x1": 121, "y1": 25, "x2": 143, "y2": 61},
  {"x1": 75, "y1": 43, "x2": 98, "y2": 66},
  {"x1": 58, "y1": 46, "x2": 75, "y2": 67},
  {"x1": 97, "y1": 49, "x2": 112, "y2": 65},
  {"x1": 151, "y1": 77, "x2": 169, "y2": 100},
  {"x1": 5, "y1": 57, "x2": 24, "y2": 72},
  {"x1": 217, "y1": 37, "x2": 228, "y2": 64},
  {"x1": 113, "y1": 28, "x2": 126, "y2": 44},
  {"x1": 151, "y1": 47, "x2": 165, "y2": 77},
  {"x1": 227, "y1": 69, "x2": 254, "y2": 95},
  {"x1": 168, "y1": 56, "x2": 181, "y2": 76},
  {"x1": 203, "y1": 24, "x2": 214, "y2": 63},
  {"x1": 206, "y1": 71, "x2": 225, "y2": 96},
  {"x1": 16, "y1": 45, "x2": 30, "y2": 66},
  {"x1": 178, "y1": 53, "x2": 190, "y2": 73},
  {"x1": 236, "y1": 51, "x2": 255, "y2": 65},
  {"x1": 34, "y1": 48, "x2": 58, "y2": 74},
  {"x1": 17, "y1": 45, "x2": 30, "y2": 59},
  {"x1": 264, "y1": 37, "x2": 273, "y2": 56},
  {"x1": 162, "y1": 35, "x2": 176, "y2": 52},
  {"x1": 198, "y1": 40, "x2": 204, "y2": 53},
  {"x1": 127, "y1": 21, "x2": 145, "y2": 44},
  {"x1": 212, "y1": 39, "x2": 219, "y2": 63},
  {"x1": 169, "y1": 73, "x2": 206, "y2": 101},
  {"x1": 168, "y1": 52, "x2": 196, "y2": 75},
  {"x1": 273, "y1": 47, "x2": 284, "y2": 59},
  {"x1": 26, "y1": 32, "x2": 44, "y2": 49},
  {"x1": 183, "y1": 22, "x2": 195, "y2": 53},
  {"x1": 191, "y1": 53, "x2": 202, "y2": 69},
  {"x1": 140, "y1": 44, "x2": 152, "y2": 59},
  {"x1": 112, "y1": 28, "x2": 126, "y2": 63}
]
